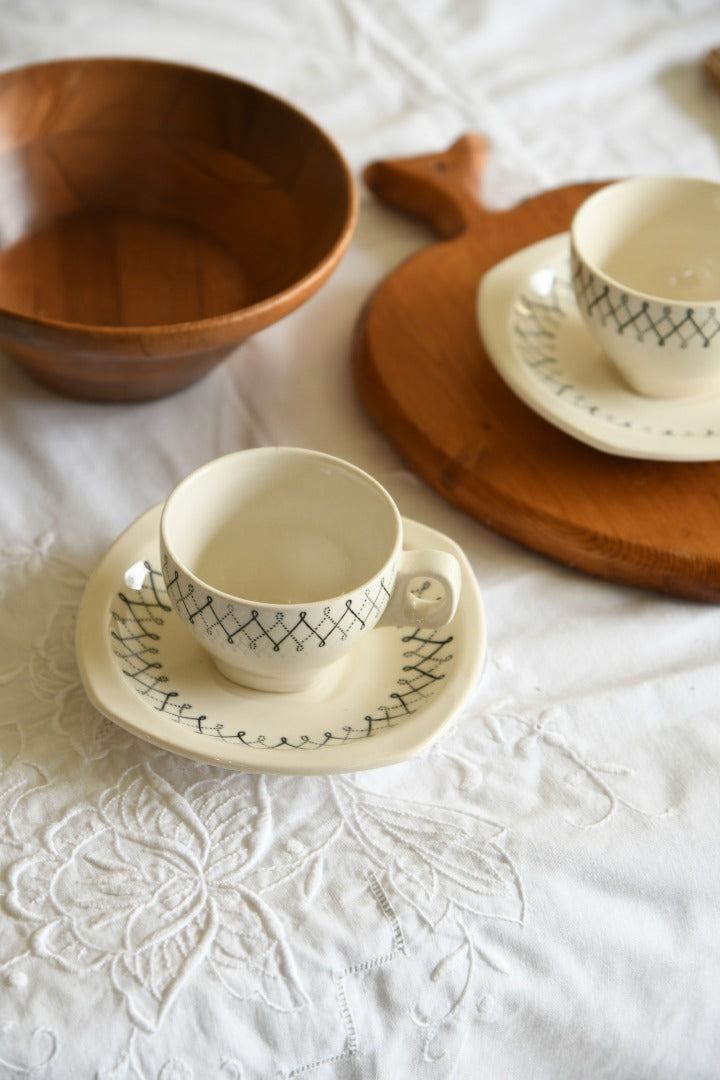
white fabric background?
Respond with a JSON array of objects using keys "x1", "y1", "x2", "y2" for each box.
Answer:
[{"x1": 1, "y1": 1, "x2": 720, "y2": 1077}]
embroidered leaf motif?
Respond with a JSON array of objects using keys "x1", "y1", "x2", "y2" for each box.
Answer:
[
  {"x1": 0, "y1": 762, "x2": 46, "y2": 843},
  {"x1": 210, "y1": 888, "x2": 308, "y2": 1011},
  {"x1": 34, "y1": 918, "x2": 108, "y2": 972},
  {"x1": 339, "y1": 783, "x2": 523, "y2": 924},
  {"x1": 186, "y1": 774, "x2": 271, "y2": 878},
  {"x1": 100, "y1": 763, "x2": 208, "y2": 864},
  {"x1": 113, "y1": 904, "x2": 217, "y2": 1030}
]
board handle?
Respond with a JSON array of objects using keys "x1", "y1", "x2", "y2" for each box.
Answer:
[{"x1": 363, "y1": 133, "x2": 489, "y2": 239}]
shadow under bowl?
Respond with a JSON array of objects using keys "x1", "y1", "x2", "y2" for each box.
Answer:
[{"x1": 0, "y1": 56, "x2": 358, "y2": 401}]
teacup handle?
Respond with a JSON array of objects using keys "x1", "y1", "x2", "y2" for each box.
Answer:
[{"x1": 376, "y1": 549, "x2": 461, "y2": 629}]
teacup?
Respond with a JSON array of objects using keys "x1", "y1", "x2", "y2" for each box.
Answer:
[
  {"x1": 570, "y1": 176, "x2": 720, "y2": 398},
  {"x1": 160, "y1": 447, "x2": 462, "y2": 692}
]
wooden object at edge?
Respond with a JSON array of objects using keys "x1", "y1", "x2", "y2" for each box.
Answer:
[{"x1": 352, "y1": 134, "x2": 720, "y2": 603}]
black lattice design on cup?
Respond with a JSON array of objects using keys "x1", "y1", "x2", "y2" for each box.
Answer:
[
  {"x1": 110, "y1": 562, "x2": 455, "y2": 749},
  {"x1": 510, "y1": 256, "x2": 720, "y2": 441},
  {"x1": 163, "y1": 556, "x2": 392, "y2": 653},
  {"x1": 571, "y1": 253, "x2": 720, "y2": 349}
]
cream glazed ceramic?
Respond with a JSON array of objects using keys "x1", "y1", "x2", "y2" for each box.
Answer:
[
  {"x1": 477, "y1": 234, "x2": 720, "y2": 462},
  {"x1": 570, "y1": 176, "x2": 720, "y2": 398},
  {"x1": 75, "y1": 504, "x2": 486, "y2": 775},
  {"x1": 160, "y1": 447, "x2": 461, "y2": 692}
]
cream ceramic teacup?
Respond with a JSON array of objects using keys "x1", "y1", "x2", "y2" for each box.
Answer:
[
  {"x1": 570, "y1": 176, "x2": 720, "y2": 398},
  {"x1": 160, "y1": 447, "x2": 462, "y2": 692}
]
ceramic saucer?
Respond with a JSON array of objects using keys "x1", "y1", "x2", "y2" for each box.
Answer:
[
  {"x1": 76, "y1": 504, "x2": 486, "y2": 775},
  {"x1": 477, "y1": 233, "x2": 720, "y2": 461}
]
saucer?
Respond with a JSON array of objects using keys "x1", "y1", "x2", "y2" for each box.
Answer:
[
  {"x1": 477, "y1": 233, "x2": 720, "y2": 461},
  {"x1": 76, "y1": 504, "x2": 486, "y2": 775}
]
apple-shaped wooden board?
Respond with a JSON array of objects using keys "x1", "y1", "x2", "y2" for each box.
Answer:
[{"x1": 353, "y1": 134, "x2": 720, "y2": 603}]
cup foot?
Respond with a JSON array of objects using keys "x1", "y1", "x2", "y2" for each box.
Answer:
[
  {"x1": 612, "y1": 360, "x2": 720, "y2": 400},
  {"x1": 212, "y1": 656, "x2": 340, "y2": 694}
]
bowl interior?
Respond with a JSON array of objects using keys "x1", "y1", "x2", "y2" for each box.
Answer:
[{"x1": 0, "y1": 58, "x2": 355, "y2": 328}]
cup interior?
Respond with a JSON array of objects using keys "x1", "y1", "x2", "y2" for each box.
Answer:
[
  {"x1": 572, "y1": 177, "x2": 720, "y2": 303},
  {"x1": 162, "y1": 449, "x2": 400, "y2": 605}
]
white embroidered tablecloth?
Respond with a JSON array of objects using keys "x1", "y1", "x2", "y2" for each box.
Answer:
[{"x1": 1, "y1": 1, "x2": 720, "y2": 1077}]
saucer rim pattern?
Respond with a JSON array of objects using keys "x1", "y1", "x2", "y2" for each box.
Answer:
[
  {"x1": 111, "y1": 561, "x2": 457, "y2": 750},
  {"x1": 76, "y1": 504, "x2": 486, "y2": 775},
  {"x1": 477, "y1": 232, "x2": 720, "y2": 462}
]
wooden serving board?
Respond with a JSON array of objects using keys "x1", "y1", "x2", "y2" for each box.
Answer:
[{"x1": 353, "y1": 134, "x2": 720, "y2": 603}]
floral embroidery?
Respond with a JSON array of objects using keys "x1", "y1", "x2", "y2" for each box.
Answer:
[
  {"x1": 0, "y1": 531, "x2": 677, "y2": 1074},
  {"x1": 475, "y1": 704, "x2": 674, "y2": 829},
  {"x1": 7, "y1": 762, "x2": 308, "y2": 1031},
  {"x1": 329, "y1": 775, "x2": 524, "y2": 1062}
]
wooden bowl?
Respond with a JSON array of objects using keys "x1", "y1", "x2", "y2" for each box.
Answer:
[{"x1": 0, "y1": 57, "x2": 358, "y2": 401}]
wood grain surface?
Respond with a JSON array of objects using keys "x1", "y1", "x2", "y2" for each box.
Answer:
[
  {"x1": 0, "y1": 57, "x2": 357, "y2": 401},
  {"x1": 704, "y1": 47, "x2": 720, "y2": 93},
  {"x1": 353, "y1": 134, "x2": 720, "y2": 603}
]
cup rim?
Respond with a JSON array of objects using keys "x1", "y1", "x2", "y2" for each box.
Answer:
[
  {"x1": 570, "y1": 175, "x2": 720, "y2": 307},
  {"x1": 160, "y1": 446, "x2": 403, "y2": 609}
]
